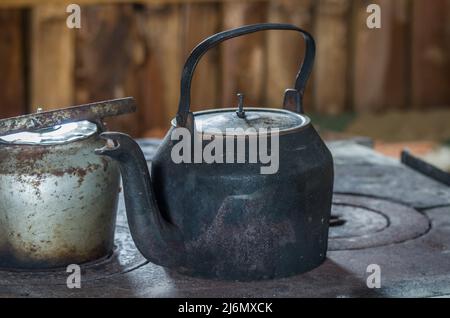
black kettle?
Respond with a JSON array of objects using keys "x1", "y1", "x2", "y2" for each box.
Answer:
[{"x1": 96, "y1": 23, "x2": 334, "y2": 281}]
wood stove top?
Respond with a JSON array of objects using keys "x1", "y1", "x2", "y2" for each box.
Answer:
[{"x1": 1, "y1": 139, "x2": 449, "y2": 298}]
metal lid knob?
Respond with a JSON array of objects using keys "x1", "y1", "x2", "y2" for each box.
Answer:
[{"x1": 236, "y1": 93, "x2": 245, "y2": 118}]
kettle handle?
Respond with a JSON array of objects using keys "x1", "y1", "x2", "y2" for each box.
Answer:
[{"x1": 176, "y1": 23, "x2": 315, "y2": 127}]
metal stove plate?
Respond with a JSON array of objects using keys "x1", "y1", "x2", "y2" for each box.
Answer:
[{"x1": 0, "y1": 140, "x2": 448, "y2": 297}]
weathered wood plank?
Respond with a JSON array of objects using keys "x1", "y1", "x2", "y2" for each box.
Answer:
[
  {"x1": 0, "y1": 0, "x2": 265, "y2": 9},
  {"x1": 138, "y1": 3, "x2": 183, "y2": 133},
  {"x1": 221, "y1": 1, "x2": 267, "y2": 108},
  {"x1": 0, "y1": 9, "x2": 26, "y2": 118},
  {"x1": 352, "y1": 0, "x2": 410, "y2": 112},
  {"x1": 180, "y1": 2, "x2": 221, "y2": 112},
  {"x1": 31, "y1": 4, "x2": 75, "y2": 110},
  {"x1": 74, "y1": 4, "x2": 141, "y2": 135},
  {"x1": 411, "y1": 0, "x2": 450, "y2": 109},
  {"x1": 314, "y1": 0, "x2": 350, "y2": 114},
  {"x1": 266, "y1": 0, "x2": 314, "y2": 111}
]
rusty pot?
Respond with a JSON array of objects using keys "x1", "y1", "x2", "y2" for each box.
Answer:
[
  {"x1": 97, "y1": 24, "x2": 334, "y2": 281},
  {"x1": 0, "y1": 98, "x2": 135, "y2": 269}
]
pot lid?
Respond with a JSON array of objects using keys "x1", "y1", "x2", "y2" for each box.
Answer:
[
  {"x1": 0, "y1": 120, "x2": 98, "y2": 145},
  {"x1": 180, "y1": 108, "x2": 309, "y2": 135},
  {"x1": 173, "y1": 94, "x2": 309, "y2": 135},
  {"x1": 0, "y1": 97, "x2": 136, "y2": 137},
  {"x1": 0, "y1": 97, "x2": 136, "y2": 145}
]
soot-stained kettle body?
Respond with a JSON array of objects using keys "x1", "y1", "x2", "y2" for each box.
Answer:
[{"x1": 97, "y1": 24, "x2": 334, "y2": 281}]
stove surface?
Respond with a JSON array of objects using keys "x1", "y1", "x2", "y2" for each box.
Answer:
[{"x1": 1, "y1": 140, "x2": 449, "y2": 298}]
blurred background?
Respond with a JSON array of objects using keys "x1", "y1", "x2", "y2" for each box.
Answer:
[{"x1": 0, "y1": 0, "x2": 449, "y2": 170}]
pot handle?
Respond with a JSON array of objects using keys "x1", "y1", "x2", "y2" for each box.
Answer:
[{"x1": 176, "y1": 23, "x2": 315, "y2": 127}]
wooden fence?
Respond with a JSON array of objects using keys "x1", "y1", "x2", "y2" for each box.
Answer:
[{"x1": 0, "y1": 0, "x2": 449, "y2": 137}]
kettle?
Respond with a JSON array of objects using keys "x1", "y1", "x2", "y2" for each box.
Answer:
[
  {"x1": 96, "y1": 24, "x2": 334, "y2": 281},
  {"x1": 0, "y1": 98, "x2": 135, "y2": 269}
]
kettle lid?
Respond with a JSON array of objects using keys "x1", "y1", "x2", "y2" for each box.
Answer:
[
  {"x1": 0, "y1": 120, "x2": 98, "y2": 145},
  {"x1": 0, "y1": 97, "x2": 136, "y2": 137},
  {"x1": 183, "y1": 107, "x2": 309, "y2": 135},
  {"x1": 0, "y1": 98, "x2": 136, "y2": 145}
]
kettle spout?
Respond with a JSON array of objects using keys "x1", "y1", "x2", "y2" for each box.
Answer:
[{"x1": 96, "y1": 132, "x2": 186, "y2": 268}]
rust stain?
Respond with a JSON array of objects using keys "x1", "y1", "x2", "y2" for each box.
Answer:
[
  {"x1": 0, "y1": 238, "x2": 112, "y2": 269},
  {"x1": 101, "y1": 157, "x2": 109, "y2": 172},
  {"x1": 15, "y1": 147, "x2": 50, "y2": 163}
]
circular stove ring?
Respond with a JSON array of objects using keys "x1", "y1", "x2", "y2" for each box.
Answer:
[{"x1": 329, "y1": 194, "x2": 430, "y2": 250}]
